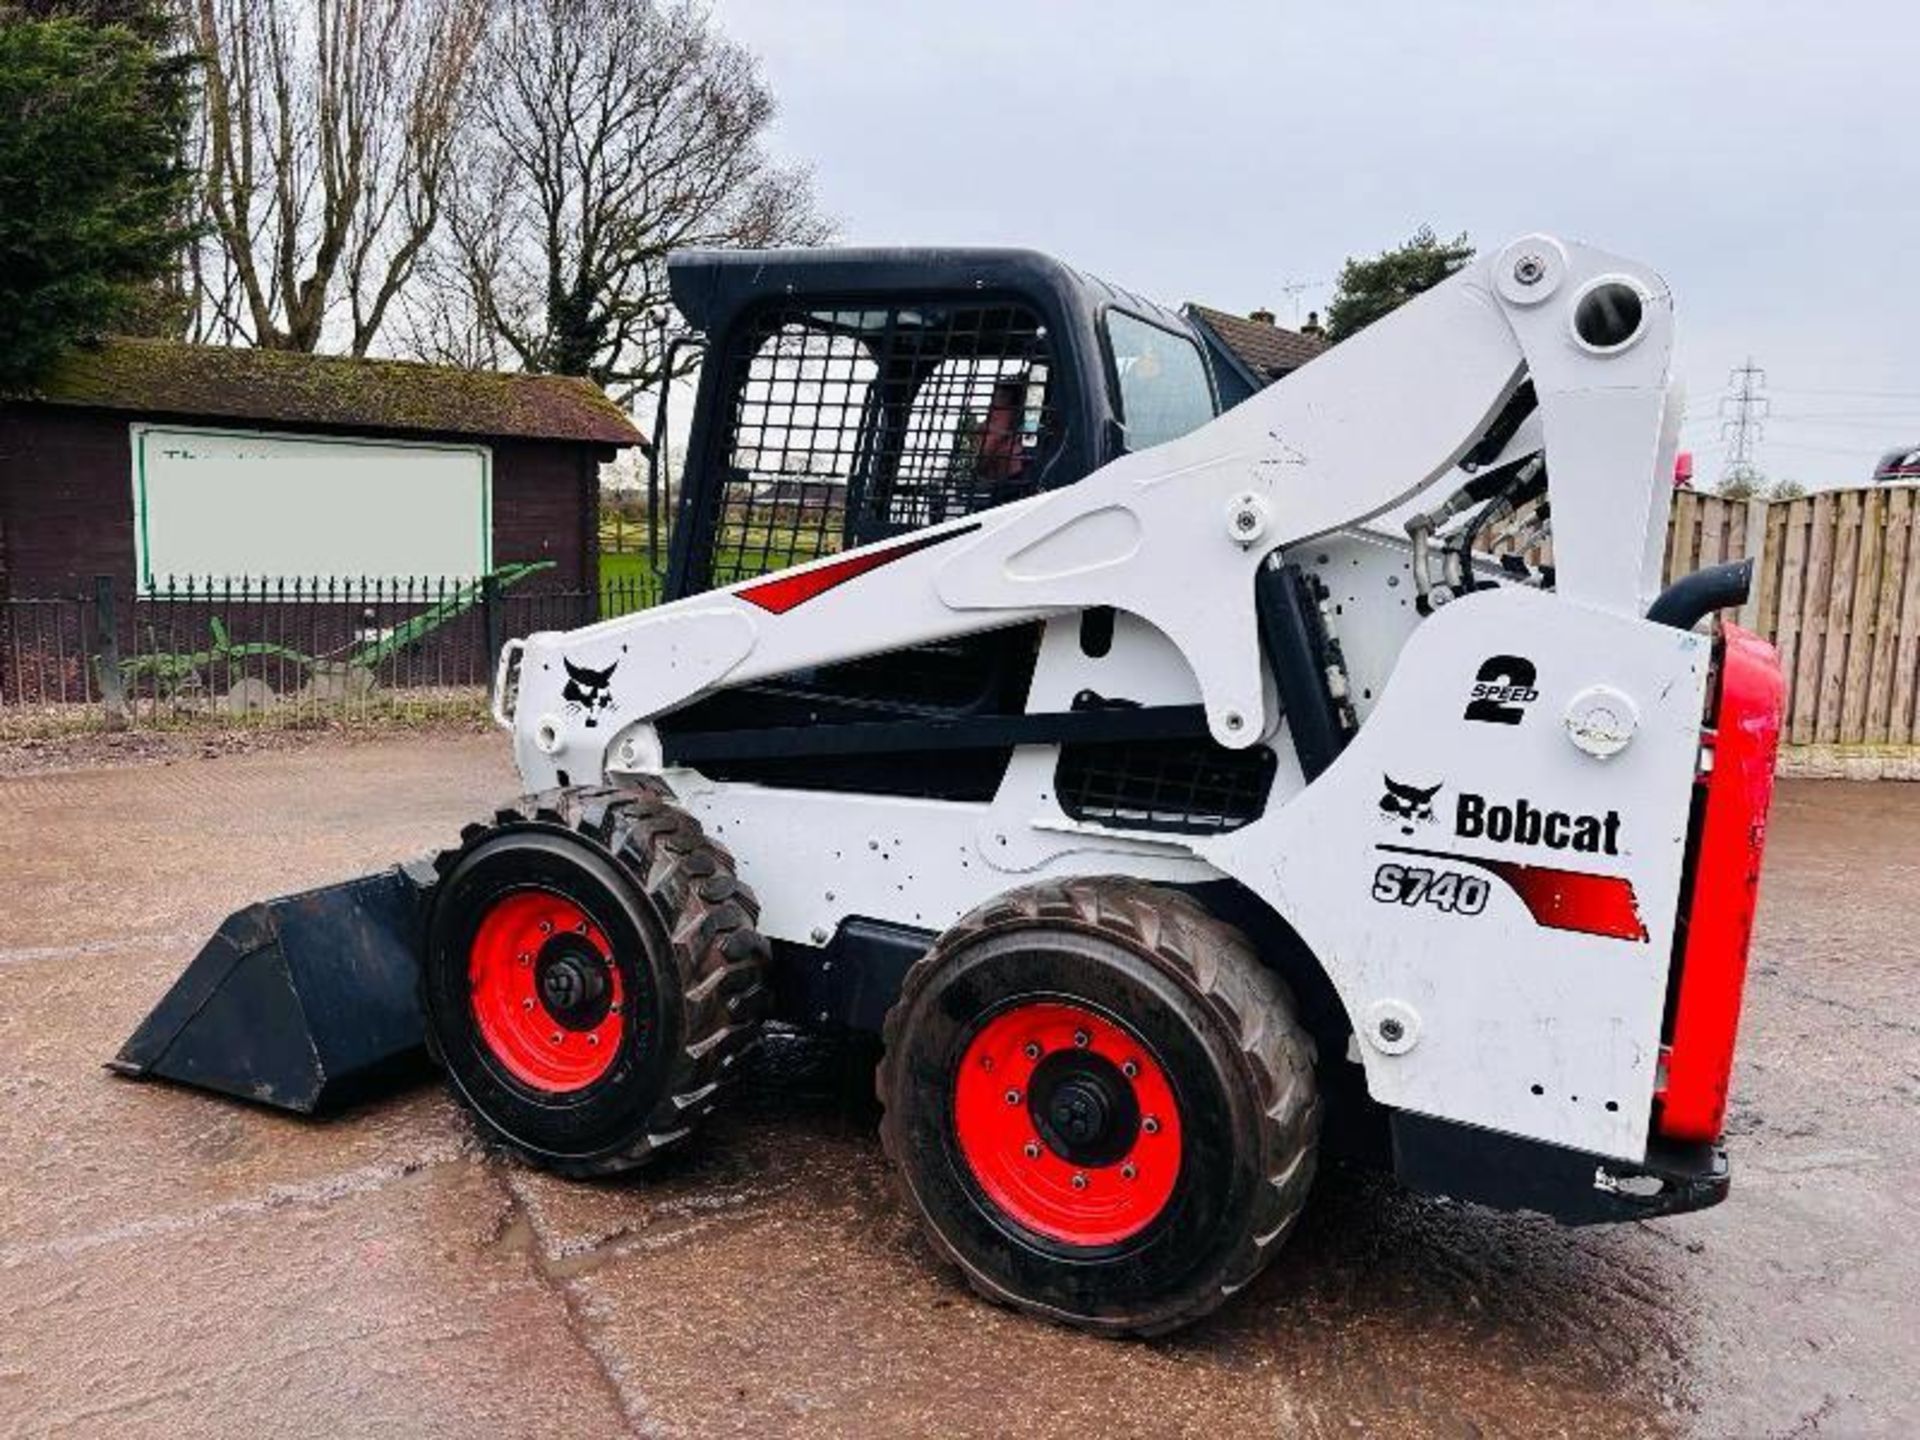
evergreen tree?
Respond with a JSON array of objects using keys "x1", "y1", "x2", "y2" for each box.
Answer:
[
  {"x1": 0, "y1": 4, "x2": 196, "y2": 388},
  {"x1": 1325, "y1": 226, "x2": 1474, "y2": 343}
]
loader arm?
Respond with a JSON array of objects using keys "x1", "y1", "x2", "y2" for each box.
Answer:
[{"x1": 506, "y1": 233, "x2": 1675, "y2": 782}]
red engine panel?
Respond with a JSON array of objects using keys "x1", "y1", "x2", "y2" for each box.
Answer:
[{"x1": 1656, "y1": 623, "x2": 1785, "y2": 1143}]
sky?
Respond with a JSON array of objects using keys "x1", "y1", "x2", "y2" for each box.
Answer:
[{"x1": 712, "y1": 0, "x2": 1920, "y2": 490}]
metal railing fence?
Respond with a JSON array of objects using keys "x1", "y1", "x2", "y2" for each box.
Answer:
[{"x1": 0, "y1": 570, "x2": 662, "y2": 726}]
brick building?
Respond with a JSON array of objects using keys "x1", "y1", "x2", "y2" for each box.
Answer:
[{"x1": 0, "y1": 339, "x2": 644, "y2": 598}]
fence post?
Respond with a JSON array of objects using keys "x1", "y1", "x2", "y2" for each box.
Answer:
[
  {"x1": 1739, "y1": 499, "x2": 1768, "y2": 631},
  {"x1": 481, "y1": 571, "x2": 503, "y2": 675},
  {"x1": 93, "y1": 574, "x2": 129, "y2": 729}
]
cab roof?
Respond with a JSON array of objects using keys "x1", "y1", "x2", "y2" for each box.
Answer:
[{"x1": 667, "y1": 246, "x2": 1194, "y2": 342}]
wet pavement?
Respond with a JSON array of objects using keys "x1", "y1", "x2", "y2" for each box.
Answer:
[{"x1": 0, "y1": 737, "x2": 1912, "y2": 1437}]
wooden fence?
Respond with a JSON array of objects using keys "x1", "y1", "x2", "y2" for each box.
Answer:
[{"x1": 1664, "y1": 486, "x2": 1920, "y2": 769}]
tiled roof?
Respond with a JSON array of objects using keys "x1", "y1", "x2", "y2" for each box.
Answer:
[
  {"x1": 20, "y1": 337, "x2": 645, "y2": 448},
  {"x1": 1185, "y1": 304, "x2": 1329, "y2": 382}
]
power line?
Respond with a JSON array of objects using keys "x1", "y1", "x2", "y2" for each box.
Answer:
[
  {"x1": 1768, "y1": 417, "x2": 1920, "y2": 431},
  {"x1": 1768, "y1": 411, "x2": 1920, "y2": 424},
  {"x1": 1768, "y1": 388, "x2": 1920, "y2": 401},
  {"x1": 1718, "y1": 359, "x2": 1769, "y2": 488},
  {"x1": 1762, "y1": 439, "x2": 1869, "y2": 457}
]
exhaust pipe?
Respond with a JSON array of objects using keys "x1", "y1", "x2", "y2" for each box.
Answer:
[{"x1": 1647, "y1": 558, "x2": 1752, "y2": 632}]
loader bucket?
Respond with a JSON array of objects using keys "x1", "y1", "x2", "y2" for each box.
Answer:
[{"x1": 109, "y1": 865, "x2": 433, "y2": 1113}]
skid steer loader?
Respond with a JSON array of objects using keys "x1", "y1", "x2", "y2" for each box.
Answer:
[{"x1": 114, "y1": 234, "x2": 1785, "y2": 1335}]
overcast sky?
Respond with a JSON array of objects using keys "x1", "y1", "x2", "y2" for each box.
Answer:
[{"x1": 714, "y1": 0, "x2": 1919, "y2": 489}]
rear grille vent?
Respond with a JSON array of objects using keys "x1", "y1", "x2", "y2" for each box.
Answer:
[{"x1": 1055, "y1": 738, "x2": 1277, "y2": 834}]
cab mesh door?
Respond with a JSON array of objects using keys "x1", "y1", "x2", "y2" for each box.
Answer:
[{"x1": 699, "y1": 299, "x2": 1059, "y2": 591}]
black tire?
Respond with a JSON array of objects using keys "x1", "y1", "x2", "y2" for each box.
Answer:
[
  {"x1": 877, "y1": 877, "x2": 1320, "y2": 1337},
  {"x1": 420, "y1": 784, "x2": 770, "y2": 1177}
]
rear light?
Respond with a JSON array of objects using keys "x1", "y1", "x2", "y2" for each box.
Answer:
[
  {"x1": 491, "y1": 640, "x2": 525, "y2": 730},
  {"x1": 1654, "y1": 623, "x2": 1784, "y2": 1142}
]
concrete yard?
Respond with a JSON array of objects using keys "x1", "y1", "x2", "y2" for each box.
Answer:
[{"x1": 0, "y1": 735, "x2": 1913, "y2": 1437}]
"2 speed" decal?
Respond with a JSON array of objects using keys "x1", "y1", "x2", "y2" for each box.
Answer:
[
  {"x1": 1463, "y1": 654, "x2": 1539, "y2": 726},
  {"x1": 1371, "y1": 862, "x2": 1489, "y2": 915}
]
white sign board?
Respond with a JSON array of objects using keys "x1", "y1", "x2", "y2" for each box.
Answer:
[{"x1": 131, "y1": 425, "x2": 492, "y2": 591}]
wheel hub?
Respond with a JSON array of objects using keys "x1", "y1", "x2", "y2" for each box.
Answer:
[
  {"x1": 467, "y1": 888, "x2": 625, "y2": 1093},
  {"x1": 535, "y1": 937, "x2": 613, "y2": 1030},
  {"x1": 951, "y1": 1000, "x2": 1181, "y2": 1247},
  {"x1": 1030, "y1": 1052, "x2": 1139, "y2": 1167}
]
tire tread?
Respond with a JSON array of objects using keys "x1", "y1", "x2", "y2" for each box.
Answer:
[
  {"x1": 877, "y1": 875, "x2": 1321, "y2": 1337},
  {"x1": 425, "y1": 781, "x2": 770, "y2": 1178}
]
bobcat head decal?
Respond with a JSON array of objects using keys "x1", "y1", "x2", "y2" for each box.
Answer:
[
  {"x1": 561, "y1": 657, "x2": 618, "y2": 728},
  {"x1": 1379, "y1": 775, "x2": 1442, "y2": 835}
]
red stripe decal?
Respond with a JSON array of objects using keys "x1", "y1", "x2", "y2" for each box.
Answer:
[
  {"x1": 1379, "y1": 844, "x2": 1648, "y2": 942},
  {"x1": 734, "y1": 525, "x2": 978, "y2": 615},
  {"x1": 1474, "y1": 857, "x2": 1648, "y2": 942}
]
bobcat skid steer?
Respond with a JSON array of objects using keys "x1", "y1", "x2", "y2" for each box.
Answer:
[{"x1": 114, "y1": 234, "x2": 1785, "y2": 1335}]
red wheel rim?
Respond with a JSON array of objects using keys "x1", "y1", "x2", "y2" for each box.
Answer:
[
  {"x1": 952, "y1": 1000, "x2": 1182, "y2": 1246},
  {"x1": 468, "y1": 888, "x2": 624, "y2": 1093}
]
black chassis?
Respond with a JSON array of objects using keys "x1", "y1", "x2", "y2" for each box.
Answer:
[{"x1": 776, "y1": 912, "x2": 1729, "y2": 1228}]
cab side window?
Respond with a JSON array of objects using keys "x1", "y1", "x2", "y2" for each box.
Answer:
[{"x1": 1106, "y1": 311, "x2": 1217, "y2": 452}]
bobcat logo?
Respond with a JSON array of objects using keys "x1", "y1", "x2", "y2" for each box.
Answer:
[
  {"x1": 1379, "y1": 775, "x2": 1442, "y2": 836},
  {"x1": 561, "y1": 657, "x2": 618, "y2": 728}
]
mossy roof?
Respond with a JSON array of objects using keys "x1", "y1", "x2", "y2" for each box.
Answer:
[{"x1": 21, "y1": 337, "x2": 646, "y2": 448}]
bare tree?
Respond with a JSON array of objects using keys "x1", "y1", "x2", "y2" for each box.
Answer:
[
  {"x1": 424, "y1": 0, "x2": 829, "y2": 397},
  {"x1": 187, "y1": 0, "x2": 490, "y2": 354}
]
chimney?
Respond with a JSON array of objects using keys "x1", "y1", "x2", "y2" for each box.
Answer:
[
  {"x1": 1248, "y1": 307, "x2": 1276, "y2": 326},
  {"x1": 1301, "y1": 311, "x2": 1324, "y2": 338}
]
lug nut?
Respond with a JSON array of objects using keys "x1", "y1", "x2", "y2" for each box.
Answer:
[
  {"x1": 521, "y1": 997, "x2": 534, "y2": 1011},
  {"x1": 1071, "y1": 1172, "x2": 1088, "y2": 1190},
  {"x1": 1023, "y1": 1041, "x2": 1041, "y2": 1060},
  {"x1": 1023, "y1": 1141, "x2": 1041, "y2": 1159},
  {"x1": 518, "y1": 952, "x2": 531, "y2": 966},
  {"x1": 588, "y1": 1034, "x2": 599, "y2": 1047},
  {"x1": 1121, "y1": 1059, "x2": 1139, "y2": 1078},
  {"x1": 1004, "y1": 1088, "x2": 1021, "y2": 1105},
  {"x1": 577, "y1": 920, "x2": 590, "y2": 934},
  {"x1": 1142, "y1": 1115, "x2": 1161, "y2": 1135},
  {"x1": 549, "y1": 1032, "x2": 562, "y2": 1045},
  {"x1": 1122, "y1": 1163, "x2": 1138, "y2": 1181},
  {"x1": 1379, "y1": 1017, "x2": 1406, "y2": 1044},
  {"x1": 1073, "y1": 1030, "x2": 1089, "y2": 1048},
  {"x1": 538, "y1": 919, "x2": 553, "y2": 934}
]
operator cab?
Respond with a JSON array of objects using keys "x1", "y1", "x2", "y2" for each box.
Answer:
[
  {"x1": 652, "y1": 248, "x2": 1225, "y2": 799},
  {"x1": 661, "y1": 247, "x2": 1221, "y2": 597}
]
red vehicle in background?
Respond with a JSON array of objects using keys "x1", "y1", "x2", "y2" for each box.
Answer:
[{"x1": 1875, "y1": 446, "x2": 1920, "y2": 484}]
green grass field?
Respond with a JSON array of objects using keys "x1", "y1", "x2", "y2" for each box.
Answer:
[
  {"x1": 598, "y1": 512, "x2": 838, "y2": 597},
  {"x1": 599, "y1": 548, "x2": 659, "y2": 589}
]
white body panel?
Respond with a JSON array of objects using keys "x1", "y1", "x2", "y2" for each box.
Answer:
[
  {"x1": 1203, "y1": 587, "x2": 1706, "y2": 1158},
  {"x1": 504, "y1": 234, "x2": 1696, "y2": 1164}
]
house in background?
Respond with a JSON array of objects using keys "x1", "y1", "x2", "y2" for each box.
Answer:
[
  {"x1": 0, "y1": 339, "x2": 645, "y2": 600},
  {"x1": 1182, "y1": 303, "x2": 1329, "y2": 408}
]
